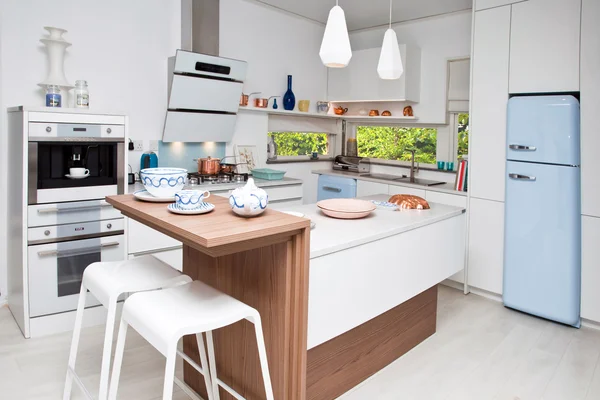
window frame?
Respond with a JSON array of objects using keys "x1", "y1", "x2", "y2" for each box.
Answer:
[
  {"x1": 348, "y1": 121, "x2": 443, "y2": 168},
  {"x1": 266, "y1": 131, "x2": 340, "y2": 161}
]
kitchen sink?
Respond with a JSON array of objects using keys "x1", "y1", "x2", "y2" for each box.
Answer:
[{"x1": 360, "y1": 173, "x2": 446, "y2": 187}]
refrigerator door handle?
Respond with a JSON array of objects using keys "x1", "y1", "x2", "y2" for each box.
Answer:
[
  {"x1": 509, "y1": 173, "x2": 536, "y2": 181},
  {"x1": 509, "y1": 144, "x2": 537, "y2": 151}
]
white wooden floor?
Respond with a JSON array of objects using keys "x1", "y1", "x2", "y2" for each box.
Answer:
[{"x1": 2, "y1": 286, "x2": 600, "y2": 400}]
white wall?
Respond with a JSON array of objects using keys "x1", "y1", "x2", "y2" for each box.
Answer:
[
  {"x1": 350, "y1": 11, "x2": 472, "y2": 124},
  {"x1": 220, "y1": 0, "x2": 331, "y2": 203},
  {"x1": 0, "y1": 0, "x2": 181, "y2": 302}
]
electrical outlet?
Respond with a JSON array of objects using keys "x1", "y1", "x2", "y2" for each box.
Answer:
[
  {"x1": 149, "y1": 140, "x2": 159, "y2": 152},
  {"x1": 132, "y1": 140, "x2": 144, "y2": 151}
]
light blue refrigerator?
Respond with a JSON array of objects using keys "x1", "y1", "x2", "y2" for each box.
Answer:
[{"x1": 503, "y1": 95, "x2": 581, "y2": 328}]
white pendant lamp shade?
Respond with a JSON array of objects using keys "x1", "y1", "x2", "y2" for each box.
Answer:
[
  {"x1": 378, "y1": 0, "x2": 403, "y2": 80},
  {"x1": 377, "y1": 28, "x2": 403, "y2": 79},
  {"x1": 319, "y1": 4, "x2": 352, "y2": 68}
]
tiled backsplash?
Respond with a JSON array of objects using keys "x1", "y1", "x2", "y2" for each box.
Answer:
[{"x1": 158, "y1": 141, "x2": 226, "y2": 172}]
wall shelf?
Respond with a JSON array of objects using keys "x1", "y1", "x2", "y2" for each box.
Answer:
[
  {"x1": 238, "y1": 106, "x2": 339, "y2": 119},
  {"x1": 237, "y1": 106, "x2": 418, "y2": 123}
]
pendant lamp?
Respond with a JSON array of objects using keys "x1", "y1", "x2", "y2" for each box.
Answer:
[
  {"x1": 319, "y1": 0, "x2": 352, "y2": 68},
  {"x1": 377, "y1": 0, "x2": 403, "y2": 80}
]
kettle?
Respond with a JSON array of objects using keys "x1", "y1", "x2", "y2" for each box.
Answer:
[{"x1": 140, "y1": 152, "x2": 158, "y2": 170}]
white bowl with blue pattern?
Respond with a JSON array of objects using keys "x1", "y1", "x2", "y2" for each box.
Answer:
[
  {"x1": 229, "y1": 178, "x2": 269, "y2": 217},
  {"x1": 175, "y1": 190, "x2": 211, "y2": 210},
  {"x1": 140, "y1": 168, "x2": 187, "y2": 198}
]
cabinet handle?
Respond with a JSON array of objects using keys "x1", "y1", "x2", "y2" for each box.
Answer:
[
  {"x1": 509, "y1": 144, "x2": 536, "y2": 151},
  {"x1": 509, "y1": 173, "x2": 536, "y2": 181},
  {"x1": 37, "y1": 241, "x2": 120, "y2": 257},
  {"x1": 322, "y1": 186, "x2": 342, "y2": 193},
  {"x1": 37, "y1": 203, "x2": 112, "y2": 214}
]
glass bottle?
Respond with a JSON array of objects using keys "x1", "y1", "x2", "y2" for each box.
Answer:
[
  {"x1": 74, "y1": 80, "x2": 89, "y2": 108},
  {"x1": 283, "y1": 75, "x2": 296, "y2": 111},
  {"x1": 45, "y1": 85, "x2": 61, "y2": 107}
]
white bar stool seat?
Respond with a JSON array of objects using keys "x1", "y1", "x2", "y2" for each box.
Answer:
[
  {"x1": 108, "y1": 280, "x2": 275, "y2": 400},
  {"x1": 64, "y1": 255, "x2": 192, "y2": 400}
]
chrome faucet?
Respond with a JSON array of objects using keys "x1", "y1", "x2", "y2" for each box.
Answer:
[{"x1": 407, "y1": 149, "x2": 419, "y2": 183}]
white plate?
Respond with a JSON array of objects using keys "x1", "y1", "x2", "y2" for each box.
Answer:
[
  {"x1": 133, "y1": 190, "x2": 175, "y2": 203},
  {"x1": 281, "y1": 211, "x2": 305, "y2": 218},
  {"x1": 65, "y1": 174, "x2": 89, "y2": 180},
  {"x1": 167, "y1": 202, "x2": 215, "y2": 215}
]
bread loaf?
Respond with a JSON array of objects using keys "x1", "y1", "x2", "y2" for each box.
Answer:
[{"x1": 388, "y1": 194, "x2": 430, "y2": 210}]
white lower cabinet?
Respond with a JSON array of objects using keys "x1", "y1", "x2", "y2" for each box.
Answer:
[
  {"x1": 128, "y1": 218, "x2": 181, "y2": 255},
  {"x1": 467, "y1": 198, "x2": 505, "y2": 295},
  {"x1": 582, "y1": 216, "x2": 600, "y2": 323},
  {"x1": 357, "y1": 181, "x2": 389, "y2": 197},
  {"x1": 149, "y1": 248, "x2": 183, "y2": 272},
  {"x1": 388, "y1": 185, "x2": 426, "y2": 198},
  {"x1": 425, "y1": 191, "x2": 468, "y2": 208}
]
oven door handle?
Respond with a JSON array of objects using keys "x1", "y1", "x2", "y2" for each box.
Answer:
[
  {"x1": 37, "y1": 241, "x2": 120, "y2": 257},
  {"x1": 37, "y1": 203, "x2": 113, "y2": 214}
]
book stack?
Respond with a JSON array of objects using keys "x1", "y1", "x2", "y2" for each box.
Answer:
[{"x1": 454, "y1": 158, "x2": 468, "y2": 192}]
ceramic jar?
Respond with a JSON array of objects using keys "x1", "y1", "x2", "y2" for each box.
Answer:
[{"x1": 229, "y1": 178, "x2": 269, "y2": 217}]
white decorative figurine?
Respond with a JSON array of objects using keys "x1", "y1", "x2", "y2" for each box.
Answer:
[{"x1": 229, "y1": 178, "x2": 269, "y2": 217}]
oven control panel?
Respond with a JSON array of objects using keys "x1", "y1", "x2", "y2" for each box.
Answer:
[{"x1": 27, "y1": 218, "x2": 124, "y2": 245}]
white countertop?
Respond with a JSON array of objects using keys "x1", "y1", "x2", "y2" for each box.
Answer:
[
  {"x1": 312, "y1": 169, "x2": 466, "y2": 196},
  {"x1": 128, "y1": 176, "x2": 303, "y2": 194},
  {"x1": 280, "y1": 194, "x2": 465, "y2": 259}
]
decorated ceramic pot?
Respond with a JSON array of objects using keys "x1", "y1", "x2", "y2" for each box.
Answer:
[{"x1": 229, "y1": 178, "x2": 269, "y2": 217}]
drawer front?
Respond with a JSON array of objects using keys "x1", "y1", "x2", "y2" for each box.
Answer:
[
  {"x1": 28, "y1": 218, "x2": 124, "y2": 243},
  {"x1": 269, "y1": 199, "x2": 304, "y2": 209},
  {"x1": 388, "y1": 184, "x2": 426, "y2": 198},
  {"x1": 145, "y1": 249, "x2": 183, "y2": 272},
  {"x1": 28, "y1": 200, "x2": 123, "y2": 227},
  {"x1": 264, "y1": 184, "x2": 303, "y2": 202},
  {"x1": 128, "y1": 218, "x2": 181, "y2": 254}
]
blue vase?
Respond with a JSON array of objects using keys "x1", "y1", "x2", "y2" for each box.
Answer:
[
  {"x1": 273, "y1": 98, "x2": 278, "y2": 109},
  {"x1": 283, "y1": 75, "x2": 295, "y2": 111}
]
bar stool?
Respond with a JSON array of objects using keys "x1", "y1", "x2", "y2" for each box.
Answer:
[
  {"x1": 63, "y1": 255, "x2": 192, "y2": 400},
  {"x1": 108, "y1": 280, "x2": 275, "y2": 400}
]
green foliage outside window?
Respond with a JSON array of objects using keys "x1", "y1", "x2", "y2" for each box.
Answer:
[
  {"x1": 268, "y1": 132, "x2": 329, "y2": 156},
  {"x1": 457, "y1": 113, "x2": 469, "y2": 159},
  {"x1": 356, "y1": 126, "x2": 438, "y2": 164}
]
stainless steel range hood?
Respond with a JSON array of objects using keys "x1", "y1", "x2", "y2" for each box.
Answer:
[{"x1": 163, "y1": 0, "x2": 247, "y2": 143}]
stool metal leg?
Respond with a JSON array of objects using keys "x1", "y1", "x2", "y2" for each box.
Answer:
[
  {"x1": 251, "y1": 316, "x2": 275, "y2": 400},
  {"x1": 63, "y1": 283, "x2": 88, "y2": 400},
  {"x1": 107, "y1": 318, "x2": 129, "y2": 400},
  {"x1": 196, "y1": 333, "x2": 215, "y2": 400},
  {"x1": 205, "y1": 331, "x2": 220, "y2": 400},
  {"x1": 98, "y1": 299, "x2": 118, "y2": 400}
]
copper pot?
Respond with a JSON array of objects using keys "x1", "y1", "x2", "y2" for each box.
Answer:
[
  {"x1": 254, "y1": 98, "x2": 269, "y2": 108},
  {"x1": 240, "y1": 92, "x2": 261, "y2": 107},
  {"x1": 369, "y1": 109, "x2": 380, "y2": 117},
  {"x1": 198, "y1": 157, "x2": 221, "y2": 175}
]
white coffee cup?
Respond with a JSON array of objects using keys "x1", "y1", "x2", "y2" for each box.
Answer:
[{"x1": 70, "y1": 168, "x2": 90, "y2": 177}]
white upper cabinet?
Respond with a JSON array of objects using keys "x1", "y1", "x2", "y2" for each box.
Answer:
[
  {"x1": 581, "y1": 0, "x2": 600, "y2": 218},
  {"x1": 469, "y1": 6, "x2": 511, "y2": 202},
  {"x1": 327, "y1": 45, "x2": 421, "y2": 102},
  {"x1": 509, "y1": 0, "x2": 581, "y2": 93},
  {"x1": 475, "y1": 0, "x2": 523, "y2": 11}
]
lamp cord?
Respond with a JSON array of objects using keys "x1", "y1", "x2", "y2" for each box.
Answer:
[{"x1": 389, "y1": 0, "x2": 392, "y2": 29}]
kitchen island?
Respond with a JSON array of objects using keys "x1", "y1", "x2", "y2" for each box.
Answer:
[{"x1": 106, "y1": 193, "x2": 465, "y2": 400}]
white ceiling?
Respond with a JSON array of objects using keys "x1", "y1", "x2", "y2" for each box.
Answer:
[{"x1": 254, "y1": 0, "x2": 473, "y2": 31}]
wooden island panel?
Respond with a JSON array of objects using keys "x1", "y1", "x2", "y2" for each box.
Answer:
[{"x1": 106, "y1": 195, "x2": 310, "y2": 400}]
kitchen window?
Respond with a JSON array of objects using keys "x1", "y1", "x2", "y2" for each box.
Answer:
[
  {"x1": 356, "y1": 126, "x2": 438, "y2": 164},
  {"x1": 268, "y1": 132, "x2": 330, "y2": 156}
]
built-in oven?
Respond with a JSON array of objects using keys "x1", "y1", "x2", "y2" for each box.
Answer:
[
  {"x1": 27, "y1": 202, "x2": 125, "y2": 317},
  {"x1": 28, "y1": 122, "x2": 125, "y2": 204}
]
